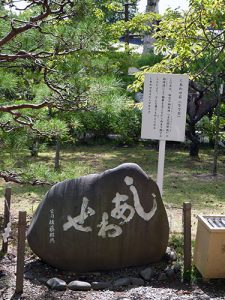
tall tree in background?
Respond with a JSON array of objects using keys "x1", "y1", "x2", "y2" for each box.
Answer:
[
  {"x1": 133, "y1": 0, "x2": 225, "y2": 162},
  {"x1": 96, "y1": 0, "x2": 139, "y2": 23},
  {"x1": 143, "y1": 0, "x2": 159, "y2": 53}
]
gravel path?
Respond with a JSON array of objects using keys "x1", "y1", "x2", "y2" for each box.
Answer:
[
  {"x1": 2, "y1": 282, "x2": 225, "y2": 300},
  {"x1": 1, "y1": 255, "x2": 225, "y2": 300}
]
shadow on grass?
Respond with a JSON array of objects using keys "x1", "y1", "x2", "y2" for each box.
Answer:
[{"x1": 0, "y1": 145, "x2": 225, "y2": 209}]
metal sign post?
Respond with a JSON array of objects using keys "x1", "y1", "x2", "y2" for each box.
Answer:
[
  {"x1": 157, "y1": 140, "x2": 166, "y2": 195},
  {"x1": 141, "y1": 73, "x2": 189, "y2": 195}
]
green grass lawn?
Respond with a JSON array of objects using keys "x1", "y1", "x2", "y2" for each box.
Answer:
[{"x1": 0, "y1": 144, "x2": 225, "y2": 233}]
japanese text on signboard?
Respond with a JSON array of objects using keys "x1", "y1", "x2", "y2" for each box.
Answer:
[{"x1": 141, "y1": 74, "x2": 189, "y2": 142}]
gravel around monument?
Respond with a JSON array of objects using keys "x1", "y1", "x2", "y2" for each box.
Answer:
[{"x1": 1, "y1": 252, "x2": 225, "y2": 300}]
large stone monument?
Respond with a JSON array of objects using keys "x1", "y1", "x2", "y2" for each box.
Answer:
[{"x1": 27, "y1": 163, "x2": 169, "y2": 272}]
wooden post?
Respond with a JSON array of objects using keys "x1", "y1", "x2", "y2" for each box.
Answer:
[
  {"x1": 183, "y1": 202, "x2": 192, "y2": 283},
  {"x1": 2, "y1": 187, "x2": 11, "y2": 253},
  {"x1": 15, "y1": 211, "x2": 27, "y2": 294},
  {"x1": 54, "y1": 138, "x2": 60, "y2": 172}
]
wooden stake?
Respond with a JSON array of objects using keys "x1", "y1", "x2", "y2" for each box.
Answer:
[
  {"x1": 183, "y1": 202, "x2": 192, "y2": 283},
  {"x1": 2, "y1": 187, "x2": 11, "y2": 253},
  {"x1": 54, "y1": 138, "x2": 60, "y2": 172},
  {"x1": 16, "y1": 211, "x2": 27, "y2": 294}
]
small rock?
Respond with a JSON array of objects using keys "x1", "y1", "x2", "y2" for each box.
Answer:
[
  {"x1": 24, "y1": 272, "x2": 34, "y2": 280},
  {"x1": 91, "y1": 281, "x2": 111, "y2": 290},
  {"x1": 62, "y1": 271, "x2": 76, "y2": 276},
  {"x1": 140, "y1": 267, "x2": 154, "y2": 281},
  {"x1": 158, "y1": 272, "x2": 167, "y2": 281},
  {"x1": 68, "y1": 280, "x2": 91, "y2": 291},
  {"x1": 46, "y1": 277, "x2": 67, "y2": 291},
  {"x1": 164, "y1": 266, "x2": 176, "y2": 280},
  {"x1": 134, "y1": 92, "x2": 143, "y2": 102},
  {"x1": 7, "y1": 253, "x2": 16, "y2": 262},
  {"x1": 164, "y1": 247, "x2": 172, "y2": 260},
  {"x1": 164, "y1": 247, "x2": 177, "y2": 261},
  {"x1": 91, "y1": 272, "x2": 101, "y2": 276},
  {"x1": 170, "y1": 251, "x2": 177, "y2": 261},
  {"x1": 39, "y1": 277, "x2": 49, "y2": 284},
  {"x1": 130, "y1": 277, "x2": 144, "y2": 286},
  {"x1": 113, "y1": 277, "x2": 130, "y2": 287},
  {"x1": 79, "y1": 275, "x2": 89, "y2": 281},
  {"x1": 0, "y1": 270, "x2": 7, "y2": 278},
  {"x1": 172, "y1": 262, "x2": 181, "y2": 273}
]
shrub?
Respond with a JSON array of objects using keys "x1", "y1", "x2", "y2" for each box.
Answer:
[
  {"x1": 72, "y1": 110, "x2": 116, "y2": 141},
  {"x1": 112, "y1": 107, "x2": 142, "y2": 145}
]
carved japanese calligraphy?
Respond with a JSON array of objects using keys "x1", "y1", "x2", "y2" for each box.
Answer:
[
  {"x1": 124, "y1": 176, "x2": 157, "y2": 221},
  {"x1": 63, "y1": 197, "x2": 95, "y2": 232},
  {"x1": 27, "y1": 163, "x2": 169, "y2": 272}
]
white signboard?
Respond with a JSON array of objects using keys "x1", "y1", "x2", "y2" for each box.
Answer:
[{"x1": 141, "y1": 73, "x2": 189, "y2": 142}]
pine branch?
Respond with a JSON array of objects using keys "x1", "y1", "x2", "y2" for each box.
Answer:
[
  {"x1": 0, "y1": 101, "x2": 49, "y2": 112},
  {"x1": 0, "y1": 171, "x2": 53, "y2": 186}
]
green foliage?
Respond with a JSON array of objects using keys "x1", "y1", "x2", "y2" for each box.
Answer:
[
  {"x1": 131, "y1": 0, "x2": 225, "y2": 88},
  {"x1": 112, "y1": 106, "x2": 142, "y2": 144},
  {"x1": 0, "y1": 70, "x2": 18, "y2": 100},
  {"x1": 56, "y1": 103, "x2": 142, "y2": 146},
  {"x1": 33, "y1": 119, "x2": 69, "y2": 140},
  {"x1": 96, "y1": 0, "x2": 139, "y2": 24},
  {"x1": 0, "y1": 128, "x2": 28, "y2": 150},
  {"x1": 109, "y1": 11, "x2": 160, "y2": 41},
  {"x1": 1, "y1": 145, "x2": 225, "y2": 208},
  {"x1": 130, "y1": 50, "x2": 164, "y2": 91},
  {"x1": 75, "y1": 110, "x2": 115, "y2": 138},
  {"x1": 0, "y1": 0, "x2": 115, "y2": 115},
  {"x1": 0, "y1": 0, "x2": 153, "y2": 156},
  {"x1": 169, "y1": 234, "x2": 183, "y2": 260},
  {"x1": 33, "y1": 85, "x2": 51, "y2": 102},
  {"x1": 87, "y1": 75, "x2": 126, "y2": 109},
  {"x1": 198, "y1": 104, "x2": 225, "y2": 142}
]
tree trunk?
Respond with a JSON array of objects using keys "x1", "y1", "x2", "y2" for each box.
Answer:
[
  {"x1": 124, "y1": 2, "x2": 129, "y2": 51},
  {"x1": 143, "y1": 0, "x2": 159, "y2": 53},
  {"x1": 189, "y1": 140, "x2": 200, "y2": 158},
  {"x1": 30, "y1": 140, "x2": 39, "y2": 157},
  {"x1": 186, "y1": 123, "x2": 200, "y2": 158},
  {"x1": 212, "y1": 84, "x2": 222, "y2": 176},
  {"x1": 54, "y1": 139, "x2": 60, "y2": 172}
]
